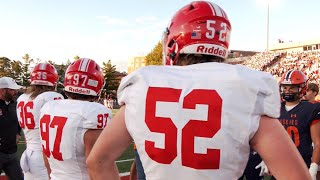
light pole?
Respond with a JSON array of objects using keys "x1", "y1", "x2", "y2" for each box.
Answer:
[{"x1": 266, "y1": 2, "x2": 270, "y2": 51}]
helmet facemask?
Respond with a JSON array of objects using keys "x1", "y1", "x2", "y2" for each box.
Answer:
[{"x1": 280, "y1": 84, "x2": 306, "y2": 102}]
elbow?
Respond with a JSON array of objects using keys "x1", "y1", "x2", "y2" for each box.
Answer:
[
  {"x1": 86, "y1": 155, "x2": 96, "y2": 172},
  {"x1": 86, "y1": 154, "x2": 110, "y2": 172}
]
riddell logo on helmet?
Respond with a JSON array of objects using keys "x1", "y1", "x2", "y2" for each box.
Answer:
[
  {"x1": 196, "y1": 45, "x2": 226, "y2": 57},
  {"x1": 68, "y1": 87, "x2": 90, "y2": 95}
]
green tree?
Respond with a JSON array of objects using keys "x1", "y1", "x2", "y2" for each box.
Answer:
[
  {"x1": 0, "y1": 57, "x2": 13, "y2": 77},
  {"x1": 145, "y1": 41, "x2": 163, "y2": 65},
  {"x1": 21, "y1": 54, "x2": 33, "y2": 87},
  {"x1": 55, "y1": 60, "x2": 71, "y2": 92},
  {"x1": 101, "y1": 60, "x2": 119, "y2": 98},
  {"x1": 10, "y1": 60, "x2": 23, "y2": 83},
  {"x1": 74, "y1": 55, "x2": 80, "y2": 61}
]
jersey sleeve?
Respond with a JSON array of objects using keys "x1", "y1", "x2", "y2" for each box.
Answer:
[
  {"x1": 238, "y1": 65, "x2": 281, "y2": 119},
  {"x1": 42, "y1": 92, "x2": 65, "y2": 103},
  {"x1": 117, "y1": 70, "x2": 140, "y2": 106},
  {"x1": 82, "y1": 103, "x2": 112, "y2": 130},
  {"x1": 258, "y1": 73, "x2": 281, "y2": 118},
  {"x1": 311, "y1": 103, "x2": 320, "y2": 126}
]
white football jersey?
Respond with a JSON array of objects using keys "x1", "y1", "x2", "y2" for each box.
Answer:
[
  {"x1": 118, "y1": 63, "x2": 280, "y2": 180},
  {"x1": 17, "y1": 91, "x2": 64, "y2": 150},
  {"x1": 39, "y1": 99, "x2": 112, "y2": 180}
]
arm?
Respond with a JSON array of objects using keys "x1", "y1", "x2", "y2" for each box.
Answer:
[
  {"x1": 86, "y1": 106, "x2": 132, "y2": 180},
  {"x1": 310, "y1": 122, "x2": 320, "y2": 165},
  {"x1": 84, "y1": 129, "x2": 103, "y2": 180},
  {"x1": 251, "y1": 116, "x2": 311, "y2": 180},
  {"x1": 42, "y1": 152, "x2": 51, "y2": 179},
  {"x1": 129, "y1": 159, "x2": 136, "y2": 180},
  {"x1": 309, "y1": 121, "x2": 320, "y2": 178},
  {"x1": 84, "y1": 129, "x2": 103, "y2": 159}
]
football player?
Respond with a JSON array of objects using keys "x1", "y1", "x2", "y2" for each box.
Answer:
[
  {"x1": 17, "y1": 62, "x2": 64, "y2": 180},
  {"x1": 277, "y1": 70, "x2": 320, "y2": 180},
  {"x1": 87, "y1": 1, "x2": 311, "y2": 179},
  {"x1": 39, "y1": 58, "x2": 112, "y2": 179}
]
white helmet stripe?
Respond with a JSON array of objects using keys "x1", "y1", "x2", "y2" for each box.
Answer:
[
  {"x1": 79, "y1": 58, "x2": 91, "y2": 72},
  {"x1": 206, "y1": 2, "x2": 216, "y2": 16},
  {"x1": 39, "y1": 63, "x2": 46, "y2": 70},
  {"x1": 210, "y1": 2, "x2": 223, "y2": 17},
  {"x1": 285, "y1": 70, "x2": 294, "y2": 81},
  {"x1": 219, "y1": 6, "x2": 227, "y2": 19}
]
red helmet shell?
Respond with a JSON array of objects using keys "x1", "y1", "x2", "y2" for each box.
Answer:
[
  {"x1": 280, "y1": 69, "x2": 308, "y2": 99},
  {"x1": 163, "y1": 1, "x2": 231, "y2": 65},
  {"x1": 64, "y1": 58, "x2": 104, "y2": 96},
  {"x1": 30, "y1": 63, "x2": 58, "y2": 86}
]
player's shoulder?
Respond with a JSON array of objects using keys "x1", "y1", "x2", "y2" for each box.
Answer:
[
  {"x1": 60, "y1": 100, "x2": 112, "y2": 115},
  {"x1": 234, "y1": 64, "x2": 274, "y2": 79},
  {"x1": 299, "y1": 100, "x2": 320, "y2": 110},
  {"x1": 37, "y1": 91, "x2": 64, "y2": 100},
  {"x1": 85, "y1": 101, "x2": 112, "y2": 114},
  {"x1": 17, "y1": 93, "x2": 30, "y2": 102}
]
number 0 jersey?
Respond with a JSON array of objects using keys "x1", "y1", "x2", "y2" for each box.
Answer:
[
  {"x1": 17, "y1": 92, "x2": 64, "y2": 150},
  {"x1": 39, "y1": 99, "x2": 112, "y2": 180},
  {"x1": 279, "y1": 101, "x2": 320, "y2": 165},
  {"x1": 118, "y1": 63, "x2": 281, "y2": 180}
]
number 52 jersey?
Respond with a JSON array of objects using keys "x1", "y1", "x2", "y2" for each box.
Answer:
[
  {"x1": 39, "y1": 99, "x2": 112, "y2": 180},
  {"x1": 117, "y1": 63, "x2": 281, "y2": 180}
]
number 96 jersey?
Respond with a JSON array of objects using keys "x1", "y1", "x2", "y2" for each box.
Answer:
[
  {"x1": 39, "y1": 99, "x2": 112, "y2": 180},
  {"x1": 117, "y1": 63, "x2": 280, "y2": 179}
]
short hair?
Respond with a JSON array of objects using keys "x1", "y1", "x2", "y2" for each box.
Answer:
[
  {"x1": 175, "y1": 54, "x2": 225, "y2": 66},
  {"x1": 64, "y1": 91, "x2": 97, "y2": 101},
  {"x1": 307, "y1": 83, "x2": 319, "y2": 95}
]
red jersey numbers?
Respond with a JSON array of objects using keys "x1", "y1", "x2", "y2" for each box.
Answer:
[
  {"x1": 40, "y1": 115, "x2": 67, "y2": 161},
  {"x1": 145, "y1": 87, "x2": 222, "y2": 169},
  {"x1": 17, "y1": 101, "x2": 35, "y2": 129},
  {"x1": 286, "y1": 126, "x2": 300, "y2": 147},
  {"x1": 97, "y1": 113, "x2": 109, "y2": 128}
]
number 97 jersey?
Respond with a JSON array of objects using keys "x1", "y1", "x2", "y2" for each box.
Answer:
[
  {"x1": 39, "y1": 99, "x2": 112, "y2": 180},
  {"x1": 117, "y1": 63, "x2": 280, "y2": 179}
]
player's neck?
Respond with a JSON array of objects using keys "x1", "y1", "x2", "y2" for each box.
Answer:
[{"x1": 285, "y1": 100, "x2": 300, "y2": 106}]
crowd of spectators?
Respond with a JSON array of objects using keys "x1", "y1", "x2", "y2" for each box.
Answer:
[{"x1": 236, "y1": 50, "x2": 320, "y2": 84}]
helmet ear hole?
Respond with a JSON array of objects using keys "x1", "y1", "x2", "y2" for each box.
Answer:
[
  {"x1": 168, "y1": 40, "x2": 175, "y2": 48},
  {"x1": 169, "y1": 52, "x2": 176, "y2": 61}
]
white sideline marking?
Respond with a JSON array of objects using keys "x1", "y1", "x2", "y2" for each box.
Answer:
[
  {"x1": 116, "y1": 158, "x2": 134, "y2": 163},
  {"x1": 119, "y1": 172, "x2": 130, "y2": 177}
]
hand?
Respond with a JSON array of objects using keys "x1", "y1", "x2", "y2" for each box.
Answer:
[
  {"x1": 309, "y1": 162, "x2": 318, "y2": 180},
  {"x1": 255, "y1": 161, "x2": 269, "y2": 176},
  {"x1": 16, "y1": 134, "x2": 21, "y2": 144}
]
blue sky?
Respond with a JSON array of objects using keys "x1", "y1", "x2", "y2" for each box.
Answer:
[{"x1": 0, "y1": 0, "x2": 319, "y2": 72}]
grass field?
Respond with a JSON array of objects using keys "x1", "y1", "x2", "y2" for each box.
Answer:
[{"x1": 17, "y1": 108, "x2": 135, "y2": 174}]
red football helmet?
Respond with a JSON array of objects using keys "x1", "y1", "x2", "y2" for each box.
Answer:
[
  {"x1": 163, "y1": 1, "x2": 231, "y2": 65},
  {"x1": 64, "y1": 58, "x2": 104, "y2": 96},
  {"x1": 30, "y1": 63, "x2": 58, "y2": 86},
  {"x1": 279, "y1": 70, "x2": 308, "y2": 102}
]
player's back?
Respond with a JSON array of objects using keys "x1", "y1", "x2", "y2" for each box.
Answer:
[
  {"x1": 117, "y1": 62, "x2": 280, "y2": 179},
  {"x1": 40, "y1": 99, "x2": 112, "y2": 180},
  {"x1": 17, "y1": 91, "x2": 63, "y2": 150}
]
